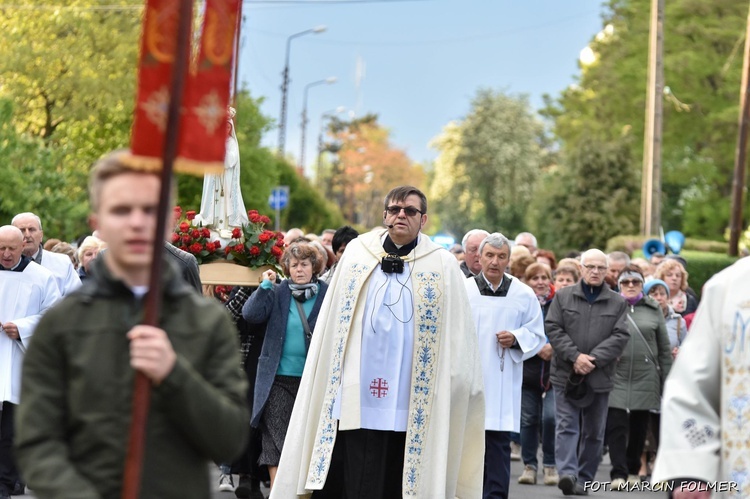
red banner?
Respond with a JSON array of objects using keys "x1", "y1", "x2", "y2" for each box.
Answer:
[
  {"x1": 177, "y1": 0, "x2": 240, "y2": 174},
  {"x1": 126, "y1": 0, "x2": 240, "y2": 175}
]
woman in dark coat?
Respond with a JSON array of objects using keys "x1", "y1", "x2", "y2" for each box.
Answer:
[
  {"x1": 605, "y1": 265, "x2": 672, "y2": 489},
  {"x1": 241, "y1": 240, "x2": 328, "y2": 491}
]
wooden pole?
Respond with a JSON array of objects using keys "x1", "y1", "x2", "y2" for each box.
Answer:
[
  {"x1": 231, "y1": 0, "x2": 243, "y2": 105},
  {"x1": 729, "y1": 2, "x2": 750, "y2": 257},
  {"x1": 641, "y1": 0, "x2": 664, "y2": 237},
  {"x1": 120, "y1": 1, "x2": 193, "y2": 497}
]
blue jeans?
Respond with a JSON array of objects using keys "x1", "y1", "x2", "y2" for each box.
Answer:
[{"x1": 520, "y1": 387, "x2": 556, "y2": 469}]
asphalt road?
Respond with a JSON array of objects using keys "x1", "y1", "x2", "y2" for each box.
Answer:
[{"x1": 17, "y1": 452, "x2": 663, "y2": 498}]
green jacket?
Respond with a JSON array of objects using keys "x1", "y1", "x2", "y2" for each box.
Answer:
[
  {"x1": 16, "y1": 257, "x2": 249, "y2": 499},
  {"x1": 608, "y1": 296, "x2": 673, "y2": 411}
]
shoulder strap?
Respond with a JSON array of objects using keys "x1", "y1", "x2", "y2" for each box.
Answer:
[
  {"x1": 626, "y1": 314, "x2": 661, "y2": 374},
  {"x1": 675, "y1": 316, "x2": 683, "y2": 345},
  {"x1": 294, "y1": 299, "x2": 313, "y2": 344}
]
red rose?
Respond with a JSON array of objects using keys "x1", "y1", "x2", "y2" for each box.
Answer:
[
  {"x1": 275, "y1": 238, "x2": 285, "y2": 247},
  {"x1": 179, "y1": 221, "x2": 190, "y2": 233},
  {"x1": 179, "y1": 245, "x2": 188, "y2": 252},
  {"x1": 173, "y1": 206, "x2": 182, "y2": 216},
  {"x1": 249, "y1": 213, "x2": 261, "y2": 223},
  {"x1": 250, "y1": 246, "x2": 261, "y2": 256},
  {"x1": 205, "y1": 242, "x2": 214, "y2": 252},
  {"x1": 248, "y1": 209, "x2": 258, "y2": 216},
  {"x1": 191, "y1": 229, "x2": 201, "y2": 239},
  {"x1": 171, "y1": 232, "x2": 180, "y2": 244},
  {"x1": 233, "y1": 244, "x2": 245, "y2": 253},
  {"x1": 271, "y1": 245, "x2": 283, "y2": 257},
  {"x1": 224, "y1": 246, "x2": 232, "y2": 255},
  {"x1": 201, "y1": 228, "x2": 211, "y2": 238},
  {"x1": 232, "y1": 227, "x2": 242, "y2": 239},
  {"x1": 276, "y1": 232, "x2": 284, "y2": 241},
  {"x1": 260, "y1": 215, "x2": 271, "y2": 225},
  {"x1": 186, "y1": 210, "x2": 196, "y2": 221},
  {"x1": 258, "y1": 231, "x2": 272, "y2": 243},
  {"x1": 189, "y1": 243, "x2": 202, "y2": 254},
  {"x1": 181, "y1": 234, "x2": 191, "y2": 245}
]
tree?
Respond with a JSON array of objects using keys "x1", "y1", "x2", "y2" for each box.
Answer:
[
  {"x1": 430, "y1": 89, "x2": 547, "y2": 239},
  {"x1": 528, "y1": 138, "x2": 639, "y2": 254},
  {"x1": 543, "y1": 0, "x2": 749, "y2": 239},
  {"x1": 324, "y1": 115, "x2": 425, "y2": 229}
]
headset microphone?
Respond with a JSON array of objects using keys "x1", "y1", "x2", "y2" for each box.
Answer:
[{"x1": 385, "y1": 223, "x2": 395, "y2": 228}]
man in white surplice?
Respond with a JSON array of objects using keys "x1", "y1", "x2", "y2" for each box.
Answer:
[
  {"x1": 464, "y1": 232, "x2": 545, "y2": 499},
  {"x1": 0, "y1": 225, "x2": 60, "y2": 497}
]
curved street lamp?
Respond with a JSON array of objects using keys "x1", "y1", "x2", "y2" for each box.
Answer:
[
  {"x1": 276, "y1": 25, "x2": 326, "y2": 158},
  {"x1": 298, "y1": 76, "x2": 337, "y2": 176}
]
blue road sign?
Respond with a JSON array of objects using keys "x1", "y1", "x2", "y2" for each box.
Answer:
[{"x1": 269, "y1": 186, "x2": 289, "y2": 210}]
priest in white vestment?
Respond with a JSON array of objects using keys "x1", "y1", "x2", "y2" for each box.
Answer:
[
  {"x1": 270, "y1": 186, "x2": 485, "y2": 499},
  {"x1": 652, "y1": 257, "x2": 750, "y2": 499},
  {"x1": 12, "y1": 212, "x2": 81, "y2": 296},
  {"x1": 464, "y1": 232, "x2": 545, "y2": 499},
  {"x1": 0, "y1": 225, "x2": 60, "y2": 497}
]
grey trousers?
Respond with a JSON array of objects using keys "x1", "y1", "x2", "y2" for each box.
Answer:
[{"x1": 553, "y1": 385, "x2": 610, "y2": 483}]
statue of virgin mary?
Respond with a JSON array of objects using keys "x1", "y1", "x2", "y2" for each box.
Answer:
[{"x1": 197, "y1": 107, "x2": 249, "y2": 237}]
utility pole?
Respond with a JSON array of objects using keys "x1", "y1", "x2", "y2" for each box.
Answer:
[
  {"x1": 729, "y1": 3, "x2": 750, "y2": 257},
  {"x1": 640, "y1": 0, "x2": 664, "y2": 237}
]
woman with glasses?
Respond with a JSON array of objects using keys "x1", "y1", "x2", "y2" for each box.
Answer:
[{"x1": 604, "y1": 265, "x2": 672, "y2": 490}]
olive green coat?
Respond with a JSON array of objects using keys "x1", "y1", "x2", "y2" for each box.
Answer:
[
  {"x1": 15, "y1": 257, "x2": 249, "y2": 499},
  {"x1": 608, "y1": 296, "x2": 673, "y2": 411}
]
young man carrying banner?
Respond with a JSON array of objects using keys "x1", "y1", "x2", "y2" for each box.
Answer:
[{"x1": 15, "y1": 152, "x2": 249, "y2": 499}]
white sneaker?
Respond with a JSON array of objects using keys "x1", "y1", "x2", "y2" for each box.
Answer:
[
  {"x1": 510, "y1": 441, "x2": 522, "y2": 461},
  {"x1": 610, "y1": 478, "x2": 627, "y2": 491},
  {"x1": 218, "y1": 473, "x2": 235, "y2": 492}
]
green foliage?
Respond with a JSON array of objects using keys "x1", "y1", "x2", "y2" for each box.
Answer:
[
  {"x1": 606, "y1": 234, "x2": 729, "y2": 254},
  {"x1": 528, "y1": 138, "x2": 639, "y2": 255},
  {"x1": 675, "y1": 250, "x2": 737, "y2": 299},
  {"x1": 542, "y1": 0, "x2": 749, "y2": 239},
  {"x1": 430, "y1": 89, "x2": 546, "y2": 239},
  {"x1": 0, "y1": 99, "x2": 90, "y2": 238}
]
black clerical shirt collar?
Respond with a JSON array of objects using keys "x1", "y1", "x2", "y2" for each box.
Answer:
[
  {"x1": 0, "y1": 255, "x2": 32, "y2": 272},
  {"x1": 382, "y1": 235, "x2": 418, "y2": 257},
  {"x1": 475, "y1": 272, "x2": 512, "y2": 297}
]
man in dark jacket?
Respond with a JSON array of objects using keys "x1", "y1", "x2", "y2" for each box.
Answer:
[
  {"x1": 15, "y1": 151, "x2": 249, "y2": 499},
  {"x1": 546, "y1": 248, "x2": 630, "y2": 496}
]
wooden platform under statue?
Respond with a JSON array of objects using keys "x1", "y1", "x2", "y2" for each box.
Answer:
[{"x1": 199, "y1": 261, "x2": 273, "y2": 286}]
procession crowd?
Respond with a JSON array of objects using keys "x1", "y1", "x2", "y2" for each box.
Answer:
[{"x1": 0, "y1": 154, "x2": 740, "y2": 499}]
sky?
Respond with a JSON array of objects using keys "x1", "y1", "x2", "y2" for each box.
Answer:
[{"x1": 236, "y1": 0, "x2": 606, "y2": 177}]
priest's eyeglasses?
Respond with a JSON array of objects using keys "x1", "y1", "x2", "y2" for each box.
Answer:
[{"x1": 386, "y1": 205, "x2": 423, "y2": 217}]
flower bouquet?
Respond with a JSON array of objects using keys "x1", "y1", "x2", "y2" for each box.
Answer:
[
  {"x1": 170, "y1": 207, "x2": 223, "y2": 264},
  {"x1": 224, "y1": 210, "x2": 284, "y2": 273}
]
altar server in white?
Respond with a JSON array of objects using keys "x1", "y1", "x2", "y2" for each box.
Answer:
[
  {"x1": 464, "y1": 232, "x2": 546, "y2": 499},
  {"x1": 652, "y1": 257, "x2": 750, "y2": 498},
  {"x1": 0, "y1": 225, "x2": 60, "y2": 498},
  {"x1": 12, "y1": 212, "x2": 81, "y2": 296},
  {"x1": 270, "y1": 186, "x2": 485, "y2": 499}
]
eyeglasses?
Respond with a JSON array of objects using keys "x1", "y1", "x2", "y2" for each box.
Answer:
[
  {"x1": 582, "y1": 264, "x2": 607, "y2": 273},
  {"x1": 619, "y1": 279, "x2": 643, "y2": 287},
  {"x1": 385, "y1": 205, "x2": 423, "y2": 217}
]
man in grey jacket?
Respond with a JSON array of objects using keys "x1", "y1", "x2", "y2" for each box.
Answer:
[{"x1": 546, "y1": 248, "x2": 630, "y2": 496}]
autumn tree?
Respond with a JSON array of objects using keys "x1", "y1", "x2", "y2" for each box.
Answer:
[{"x1": 322, "y1": 115, "x2": 425, "y2": 229}]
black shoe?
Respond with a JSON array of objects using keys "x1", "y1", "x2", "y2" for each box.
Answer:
[
  {"x1": 234, "y1": 474, "x2": 253, "y2": 499},
  {"x1": 10, "y1": 481, "x2": 24, "y2": 496},
  {"x1": 574, "y1": 482, "x2": 589, "y2": 496},
  {"x1": 558, "y1": 475, "x2": 577, "y2": 496}
]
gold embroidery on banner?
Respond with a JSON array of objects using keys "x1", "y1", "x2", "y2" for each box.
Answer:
[
  {"x1": 204, "y1": 7, "x2": 236, "y2": 67},
  {"x1": 139, "y1": 87, "x2": 170, "y2": 131},
  {"x1": 193, "y1": 90, "x2": 224, "y2": 134},
  {"x1": 145, "y1": 4, "x2": 178, "y2": 64}
]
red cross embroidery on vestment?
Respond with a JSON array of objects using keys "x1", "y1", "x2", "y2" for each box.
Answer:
[{"x1": 369, "y1": 378, "x2": 389, "y2": 398}]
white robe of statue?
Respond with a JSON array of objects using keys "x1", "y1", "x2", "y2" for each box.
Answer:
[{"x1": 197, "y1": 119, "x2": 248, "y2": 237}]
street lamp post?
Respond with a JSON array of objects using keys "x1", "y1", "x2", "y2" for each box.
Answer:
[
  {"x1": 277, "y1": 25, "x2": 326, "y2": 158},
  {"x1": 299, "y1": 77, "x2": 337, "y2": 176}
]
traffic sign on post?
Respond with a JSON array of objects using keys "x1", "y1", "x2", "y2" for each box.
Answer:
[
  {"x1": 268, "y1": 186, "x2": 289, "y2": 210},
  {"x1": 268, "y1": 186, "x2": 289, "y2": 231}
]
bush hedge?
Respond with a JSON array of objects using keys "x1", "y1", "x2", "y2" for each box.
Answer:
[{"x1": 605, "y1": 235, "x2": 728, "y2": 255}]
